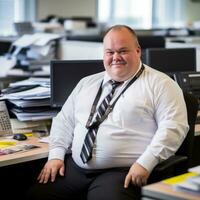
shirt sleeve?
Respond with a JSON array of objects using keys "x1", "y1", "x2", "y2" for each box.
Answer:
[
  {"x1": 48, "y1": 79, "x2": 84, "y2": 161},
  {"x1": 136, "y1": 77, "x2": 189, "y2": 173}
]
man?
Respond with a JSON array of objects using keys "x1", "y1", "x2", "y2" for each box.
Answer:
[{"x1": 27, "y1": 25, "x2": 189, "y2": 200}]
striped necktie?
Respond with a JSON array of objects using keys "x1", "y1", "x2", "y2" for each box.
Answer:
[{"x1": 80, "y1": 80, "x2": 122, "y2": 163}]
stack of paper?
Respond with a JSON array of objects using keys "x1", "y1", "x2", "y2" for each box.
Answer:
[
  {"x1": 168, "y1": 166, "x2": 200, "y2": 196},
  {"x1": 174, "y1": 174, "x2": 200, "y2": 195},
  {"x1": 10, "y1": 118, "x2": 51, "y2": 136},
  {"x1": 3, "y1": 32, "x2": 62, "y2": 74},
  {"x1": 0, "y1": 77, "x2": 58, "y2": 121},
  {"x1": 189, "y1": 165, "x2": 200, "y2": 174}
]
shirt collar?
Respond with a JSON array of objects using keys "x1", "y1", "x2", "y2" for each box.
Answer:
[
  {"x1": 124, "y1": 61, "x2": 142, "y2": 84},
  {"x1": 102, "y1": 61, "x2": 142, "y2": 86}
]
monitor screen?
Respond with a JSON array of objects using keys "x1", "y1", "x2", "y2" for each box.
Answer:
[
  {"x1": 144, "y1": 48, "x2": 196, "y2": 73},
  {"x1": 50, "y1": 59, "x2": 104, "y2": 108},
  {"x1": 138, "y1": 35, "x2": 165, "y2": 49}
]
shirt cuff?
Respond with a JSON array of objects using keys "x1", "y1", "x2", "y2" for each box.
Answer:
[
  {"x1": 48, "y1": 147, "x2": 66, "y2": 161},
  {"x1": 136, "y1": 150, "x2": 159, "y2": 173}
]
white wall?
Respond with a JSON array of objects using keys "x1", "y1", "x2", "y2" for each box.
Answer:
[
  {"x1": 58, "y1": 40, "x2": 103, "y2": 60},
  {"x1": 37, "y1": 0, "x2": 96, "y2": 20},
  {"x1": 37, "y1": 0, "x2": 200, "y2": 25},
  {"x1": 185, "y1": 0, "x2": 200, "y2": 22}
]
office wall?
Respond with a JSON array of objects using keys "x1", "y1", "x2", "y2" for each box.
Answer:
[
  {"x1": 186, "y1": 0, "x2": 200, "y2": 22},
  {"x1": 37, "y1": 0, "x2": 200, "y2": 25},
  {"x1": 59, "y1": 41, "x2": 103, "y2": 60},
  {"x1": 37, "y1": 0, "x2": 96, "y2": 20}
]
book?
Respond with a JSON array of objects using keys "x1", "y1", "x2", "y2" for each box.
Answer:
[
  {"x1": 162, "y1": 172, "x2": 200, "y2": 196},
  {"x1": 188, "y1": 175, "x2": 200, "y2": 186},
  {"x1": 163, "y1": 172, "x2": 197, "y2": 185},
  {"x1": 188, "y1": 165, "x2": 200, "y2": 174},
  {"x1": 171, "y1": 172, "x2": 200, "y2": 196},
  {"x1": 174, "y1": 180, "x2": 200, "y2": 195}
]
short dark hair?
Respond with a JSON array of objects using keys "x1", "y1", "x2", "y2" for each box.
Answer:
[{"x1": 103, "y1": 25, "x2": 140, "y2": 46}]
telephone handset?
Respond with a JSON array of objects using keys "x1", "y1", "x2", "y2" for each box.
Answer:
[{"x1": 0, "y1": 101, "x2": 13, "y2": 136}]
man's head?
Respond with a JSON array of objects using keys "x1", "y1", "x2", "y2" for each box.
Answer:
[{"x1": 103, "y1": 25, "x2": 141, "y2": 82}]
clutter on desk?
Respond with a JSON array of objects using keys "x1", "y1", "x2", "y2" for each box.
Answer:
[
  {"x1": 0, "y1": 141, "x2": 16, "y2": 148},
  {"x1": 0, "y1": 143, "x2": 40, "y2": 156},
  {"x1": 0, "y1": 56, "x2": 16, "y2": 77},
  {"x1": 163, "y1": 167, "x2": 200, "y2": 196},
  {"x1": 39, "y1": 136, "x2": 50, "y2": 143},
  {"x1": 0, "y1": 77, "x2": 58, "y2": 121},
  {"x1": 173, "y1": 174, "x2": 200, "y2": 196},
  {"x1": 10, "y1": 118, "x2": 50, "y2": 137},
  {"x1": 11, "y1": 33, "x2": 61, "y2": 70},
  {"x1": 0, "y1": 32, "x2": 62, "y2": 77},
  {"x1": 10, "y1": 108, "x2": 57, "y2": 122},
  {"x1": 7, "y1": 64, "x2": 50, "y2": 77},
  {"x1": 189, "y1": 165, "x2": 200, "y2": 174}
]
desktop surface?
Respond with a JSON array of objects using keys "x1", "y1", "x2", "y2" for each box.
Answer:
[{"x1": 0, "y1": 137, "x2": 48, "y2": 167}]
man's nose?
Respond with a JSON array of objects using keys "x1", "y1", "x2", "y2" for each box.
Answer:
[{"x1": 113, "y1": 52, "x2": 121, "y2": 60}]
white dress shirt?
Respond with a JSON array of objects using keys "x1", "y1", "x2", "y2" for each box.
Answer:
[{"x1": 49, "y1": 63, "x2": 189, "y2": 173}]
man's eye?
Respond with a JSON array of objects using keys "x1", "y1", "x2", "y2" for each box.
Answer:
[
  {"x1": 106, "y1": 52, "x2": 113, "y2": 55},
  {"x1": 119, "y1": 50, "x2": 128, "y2": 54}
]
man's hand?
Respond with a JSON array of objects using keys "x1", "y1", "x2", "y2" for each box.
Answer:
[
  {"x1": 124, "y1": 162, "x2": 150, "y2": 188},
  {"x1": 37, "y1": 159, "x2": 65, "y2": 184}
]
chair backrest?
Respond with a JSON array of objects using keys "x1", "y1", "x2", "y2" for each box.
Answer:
[{"x1": 176, "y1": 92, "x2": 199, "y2": 168}]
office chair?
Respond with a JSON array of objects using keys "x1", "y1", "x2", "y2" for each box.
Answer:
[{"x1": 148, "y1": 92, "x2": 199, "y2": 183}]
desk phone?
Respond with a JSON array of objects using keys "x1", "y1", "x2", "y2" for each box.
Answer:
[{"x1": 0, "y1": 101, "x2": 13, "y2": 136}]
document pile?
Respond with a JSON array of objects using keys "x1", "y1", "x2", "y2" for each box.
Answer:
[
  {"x1": 11, "y1": 118, "x2": 51, "y2": 137},
  {"x1": 0, "y1": 77, "x2": 58, "y2": 121},
  {"x1": 0, "y1": 142, "x2": 39, "y2": 156},
  {"x1": 7, "y1": 32, "x2": 61, "y2": 71},
  {"x1": 173, "y1": 165, "x2": 200, "y2": 196}
]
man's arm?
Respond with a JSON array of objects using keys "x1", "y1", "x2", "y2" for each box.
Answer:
[{"x1": 137, "y1": 79, "x2": 189, "y2": 172}]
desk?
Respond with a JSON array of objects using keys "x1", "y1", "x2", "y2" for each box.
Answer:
[
  {"x1": 0, "y1": 136, "x2": 48, "y2": 199},
  {"x1": 142, "y1": 181, "x2": 200, "y2": 200},
  {"x1": 0, "y1": 137, "x2": 48, "y2": 167}
]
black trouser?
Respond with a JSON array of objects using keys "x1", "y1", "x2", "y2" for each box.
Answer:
[{"x1": 26, "y1": 155, "x2": 141, "y2": 200}]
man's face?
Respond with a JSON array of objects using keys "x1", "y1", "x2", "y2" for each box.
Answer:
[{"x1": 103, "y1": 28, "x2": 141, "y2": 82}]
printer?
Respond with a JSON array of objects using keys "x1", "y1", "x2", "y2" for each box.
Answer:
[{"x1": 173, "y1": 71, "x2": 200, "y2": 108}]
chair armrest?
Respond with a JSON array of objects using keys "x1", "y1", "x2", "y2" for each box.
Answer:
[{"x1": 154, "y1": 155, "x2": 188, "y2": 172}]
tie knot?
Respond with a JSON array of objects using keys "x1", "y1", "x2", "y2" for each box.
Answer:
[{"x1": 109, "y1": 80, "x2": 123, "y2": 89}]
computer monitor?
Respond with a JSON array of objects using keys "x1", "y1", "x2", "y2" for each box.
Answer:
[
  {"x1": 138, "y1": 35, "x2": 165, "y2": 49},
  {"x1": 144, "y1": 48, "x2": 196, "y2": 73},
  {"x1": 50, "y1": 59, "x2": 104, "y2": 108}
]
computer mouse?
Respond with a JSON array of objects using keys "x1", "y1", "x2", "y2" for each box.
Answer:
[{"x1": 13, "y1": 133, "x2": 27, "y2": 141}]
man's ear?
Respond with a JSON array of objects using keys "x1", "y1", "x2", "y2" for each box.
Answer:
[{"x1": 136, "y1": 46, "x2": 141, "y2": 55}]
